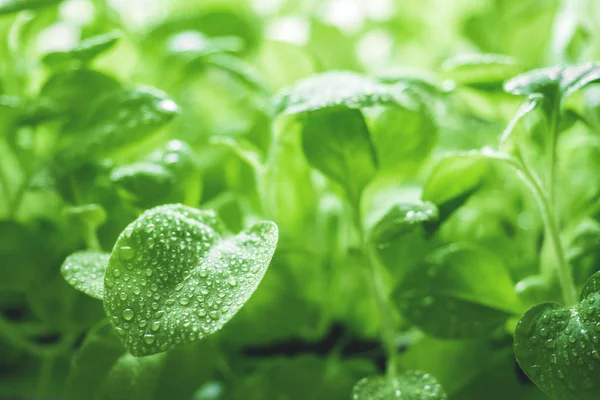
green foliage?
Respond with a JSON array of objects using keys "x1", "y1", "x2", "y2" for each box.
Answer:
[
  {"x1": 352, "y1": 371, "x2": 447, "y2": 400},
  {"x1": 514, "y1": 271, "x2": 600, "y2": 400},
  {"x1": 2, "y1": 1, "x2": 600, "y2": 399},
  {"x1": 103, "y1": 204, "x2": 277, "y2": 356}
]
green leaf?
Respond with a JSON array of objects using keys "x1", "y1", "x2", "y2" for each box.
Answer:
[
  {"x1": 369, "y1": 97, "x2": 438, "y2": 175},
  {"x1": 504, "y1": 62, "x2": 600, "y2": 104},
  {"x1": 0, "y1": 0, "x2": 61, "y2": 15},
  {"x1": 53, "y1": 87, "x2": 179, "y2": 174},
  {"x1": 352, "y1": 371, "x2": 448, "y2": 400},
  {"x1": 514, "y1": 271, "x2": 600, "y2": 400},
  {"x1": 223, "y1": 355, "x2": 375, "y2": 400},
  {"x1": 395, "y1": 244, "x2": 522, "y2": 339},
  {"x1": 369, "y1": 201, "x2": 438, "y2": 245},
  {"x1": 67, "y1": 321, "x2": 128, "y2": 400},
  {"x1": 42, "y1": 31, "x2": 121, "y2": 67},
  {"x1": 274, "y1": 71, "x2": 413, "y2": 116},
  {"x1": 63, "y1": 203, "x2": 107, "y2": 230},
  {"x1": 98, "y1": 353, "x2": 167, "y2": 400},
  {"x1": 422, "y1": 151, "x2": 488, "y2": 207},
  {"x1": 499, "y1": 94, "x2": 545, "y2": 155},
  {"x1": 36, "y1": 68, "x2": 121, "y2": 120},
  {"x1": 300, "y1": 108, "x2": 377, "y2": 204},
  {"x1": 441, "y1": 53, "x2": 524, "y2": 88},
  {"x1": 61, "y1": 250, "x2": 110, "y2": 300},
  {"x1": 68, "y1": 320, "x2": 218, "y2": 400},
  {"x1": 204, "y1": 53, "x2": 269, "y2": 94},
  {"x1": 110, "y1": 162, "x2": 175, "y2": 206},
  {"x1": 103, "y1": 204, "x2": 278, "y2": 356}
]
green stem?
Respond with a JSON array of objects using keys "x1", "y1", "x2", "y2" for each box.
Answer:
[
  {"x1": 86, "y1": 225, "x2": 102, "y2": 250},
  {"x1": 547, "y1": 105, "x2": 559, "y2": 212},
  {"x1": 8, "y1": 175, "x2": 27, "y2": 218},
  {"x1": 37, "y1": 355, "x2": 55, "y2": 400},
  {"x1": 352, "y1": 208, "x2": 398, "y2": 381},
  {"x1": 512, "y1": 161, "x2": 578, "y2": 306}
]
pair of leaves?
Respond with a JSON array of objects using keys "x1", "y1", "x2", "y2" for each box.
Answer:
[
  {"x1": 514, "y1": 271, "x2": 600, "y2": 400},
  {"x1": 352, "y1": 371, "x2": 447, "y2": 400},
  {"x1": 61, "y1": 204, "x2": 278, "y2": 356}
]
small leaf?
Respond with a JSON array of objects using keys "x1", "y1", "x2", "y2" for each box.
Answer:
[
  {"x1": 63, "y1": 203, "x2": 107, "y2": 230},
  {"x1": 274, "y1": 71, "x2": 413, "y2": 116},
  {"x1": 395, "y1": 244, "x2": 522, "y2": 339},
  {"x1": 422, "y1": 151, "x2": 488, "y2": 207},
  {"x1": 103, "y1": 204, "x2": 278, "y2": 356},
  {"x1": 369, "y1": 202, "x2": 438, "y2": 245},
  {"x1": 42, "y1": 31, "x2": 121, "y2": 67},
  {"x1": 0, "y1": 0, "x2": 60, "y2": 15},
  {"x1": 514, "y1": 271, "x2": 600, "y2": 400},
  {"x1": 53, "y1": 86, "x2": 179, "y2": 174},
  {"x1": 441, "y1": 53, "x2": 524, "y2": 88},
  {"x1": 300, "y1": 108, "x2": 377, "y2": 204},
  {"x1": 110, "y1": 162, "x2": 175, "y2": 205},
  {"x1": 61, "y1": 251, "x2": 110, "y2": 300},
  {"x1": 352, "y1": 371, "x2": 448, "y2": 400}
]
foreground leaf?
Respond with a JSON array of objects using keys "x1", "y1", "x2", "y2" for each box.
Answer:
[
  {"x1": 514, "y1": 271, "x2": 600, "y2": 400},
  {"x1": 395, "y1": 244, "x2": 522, "y2": 338},
  {"x1": 274, "y1": 71, "x2": 413, "y2": 116},
  {"x1": 352, "y1": 371, "x2": 447, "y2": 400},
  {"x1": 61, "y1": 251, "x2": 110, "y2": 300},
  {"x1": 103, "y1": 204, "x2": 278, "y2": 356}
]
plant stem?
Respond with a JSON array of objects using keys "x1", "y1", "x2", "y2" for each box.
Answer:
[
  {"x1": 513, "y1": 162, "x2": 578, "y2": 306},
  {"x1": 547, "y1": 105, "x2": 559, "y2": 212},
  {"x1": 37, "y1": 355, "x2": 54, "y2": 400},
  {"x1": 352, "y1": 207, "x2": 398, "y2": 380}
]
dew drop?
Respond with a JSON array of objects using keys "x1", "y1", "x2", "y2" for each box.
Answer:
[
  {"x1": 119, "y1": 245, "x2": 135, "y2": 260},
  {"x1": 143, "y1": 333, "x2": 156, "y2": 344},
  {"x1": 122, "y1": 308, "x2": 134, "y2": 320}
]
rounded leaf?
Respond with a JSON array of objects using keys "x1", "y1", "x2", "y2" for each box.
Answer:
[
  {"x1": 61, "y1": 251, "x2": 110, "y2": 300},
  {"x1": 103, "y1": 204, "x2": 278, "y2": 356},
  {"x1": 352, "y1": 371, "x2": 447, "y2": 400},
  {"x1": 514, "y1": 271, "x2": 600, "y2": 400}
]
